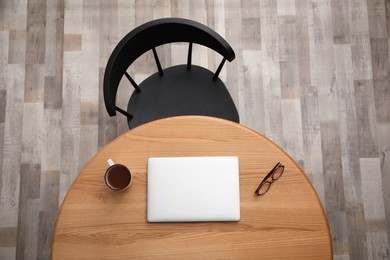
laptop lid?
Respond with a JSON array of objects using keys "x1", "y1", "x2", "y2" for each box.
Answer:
[{"x1": 147, "y1": 156, "x2": 240, "y2": 222}]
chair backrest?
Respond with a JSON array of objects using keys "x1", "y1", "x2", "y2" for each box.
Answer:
[{"x1": 103, "y1": 17, "x2": 236, "y2": 116}]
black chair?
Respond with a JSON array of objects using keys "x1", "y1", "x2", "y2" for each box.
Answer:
[{"x1": 103, "y1": 18, "x2": 239, "y2": 129}]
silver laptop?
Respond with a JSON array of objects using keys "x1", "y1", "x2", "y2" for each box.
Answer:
[{"x1": 147, "y1": 156, "x2": 240, "y2": 222}]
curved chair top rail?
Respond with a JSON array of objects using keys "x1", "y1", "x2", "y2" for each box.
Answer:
[{"x1": 104, "y1": 17, "x2": 236, "y2": 116}]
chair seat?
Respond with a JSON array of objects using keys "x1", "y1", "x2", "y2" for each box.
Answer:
[{"x1": 127, "y1": 65, "x2": 239, "y2": 129}]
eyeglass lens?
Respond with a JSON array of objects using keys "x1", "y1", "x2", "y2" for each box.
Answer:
[
  {"x1": 272, "y1": 166, "x2": 284, "y2": 180},
  {"x1": 257, "y1": 181, "x2": 271, "y2": 195}
]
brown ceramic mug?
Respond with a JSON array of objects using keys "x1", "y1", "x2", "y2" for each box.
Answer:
[{"x1": 104, "y1": 159, "x2": 132, "y2": 191}]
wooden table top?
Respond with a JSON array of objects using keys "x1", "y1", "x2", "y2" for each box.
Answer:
[{"x1": 51, "y1": 116, "x2": 332, "y2": 259}]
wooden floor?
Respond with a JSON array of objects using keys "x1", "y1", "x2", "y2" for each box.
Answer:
[{"x1": 0, "y1": 0, "x2": 389, "y2": 259}]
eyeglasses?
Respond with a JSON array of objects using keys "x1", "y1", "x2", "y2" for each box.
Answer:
[{"x1": 255, "y1": 162, "x2": 284, "y2": 196}]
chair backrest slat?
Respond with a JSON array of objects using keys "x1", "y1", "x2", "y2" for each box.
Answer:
[
  {"x1": 124, "y1": 71, "x2": 141, "y2": 93},
  {"x1": 104, "y1": 18, "x2": 235, "y2": 116},
  {"x1": 187, "y1": 42, "x2": 193, "y2": 70},
  {"x1": 213, "y1": 58, "x2": 226, "y2": 81},
  {"x1": 152, "y1": 48, "x2": 164, "y2": 76},
  {"x1": 115, "y1": 106, "x2": 133, "y2": 119}
]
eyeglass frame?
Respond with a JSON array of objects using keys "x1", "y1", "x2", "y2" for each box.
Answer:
[{"x1": 254, "y1": 162, "x2": 284, "y2": 196}]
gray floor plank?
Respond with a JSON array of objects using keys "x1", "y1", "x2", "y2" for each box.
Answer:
[
  {"x1": 59, "y1": 51, "x2": 81, "y2": 204},
  {"x1": 7, "y1": 0, "x2": 27, "y2": 65},
  {"x1": 24, "y1": 64, "x2": 45, "y2": 103},
  {"x1": 8, "y1": 31, "x2": 26, "y2": 65},
  {"x1": 15, "y1": 164, "x2": 41, "y2": 260},
  {"x1": 279, "y1": 15, "x2": 300, "y2": 99},
  {"x1": 281, "y1": 99, "x2": 304, "y2": 166},
  {"x1": 377, "y1": 123, "x2": 390, "y2": 241},
  {"x1": 1, "y1": 64, "x2": 25, "y2": 228},
  {"x1": 349, "y1": 0, "x2": 373, "y2": 81},
  {"x1": 371, "y1": 38, "x2": 390, "y2": 124},
  {"x1": 354, "y1": 79, "x2": 379, "y2": 157},
  {"x1": 260, "y1": 0, "x2": 284, "y2": 146},
  {"x1": 26, "y1": 0, "x2": 46, "y2": 65},
  {"x1": 367, "y1": 0, "x2": 387, "y2": 39},
  {"x1": 320, "y1": 121, "x2": 348, "y2": 255},
  {"x1": 301, "y1": 86, "x2": 325, "y2": 205},
  {"x1": 335, "y1": 44, "x2": 368, "y2": 259},
  {"x1": 361, "y1": 158, "x2": 390, "y2": 259},
  {"x1": 331, "y1": 0, "x2": 350, "y2": 44},
  {"x1": 41, "y1": 109, "x2": 62, "y2": 172},
  {"x1": 241, "y1": 49, "x2": 264, "y2": 133},
  {"x1": 295, "y1": 0, "x2": 311, "y2": 88}
]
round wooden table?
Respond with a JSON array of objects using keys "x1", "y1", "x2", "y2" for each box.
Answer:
[{"x1": 52, "y1": 116, "x2": 332, "y2": 259}]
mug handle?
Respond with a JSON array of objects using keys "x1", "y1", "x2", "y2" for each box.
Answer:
[{"x1": 107, "y1": 159, "x2": 115, "y2": 167}]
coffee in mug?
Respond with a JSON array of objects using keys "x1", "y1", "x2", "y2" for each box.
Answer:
[{"x1": 104, "y1": 159, "x2": 132, "y2": 190}]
